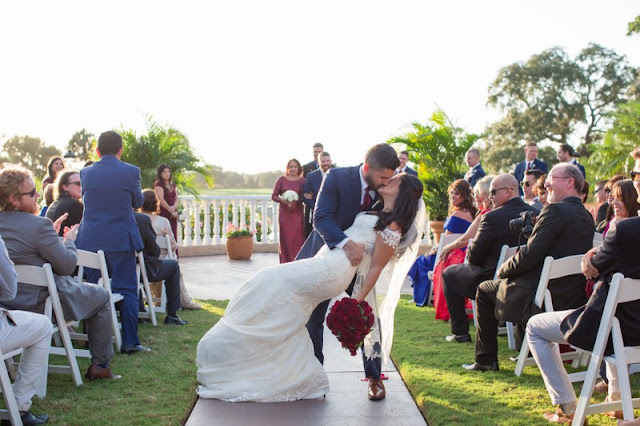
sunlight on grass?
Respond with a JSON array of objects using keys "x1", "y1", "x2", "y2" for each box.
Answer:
[{"x1": 391, "y1": 295, "x2": 640, "y2": 425}]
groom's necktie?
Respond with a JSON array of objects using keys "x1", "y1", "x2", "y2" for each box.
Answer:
[{"x1": 360, "y1": 187, "x2": 373, "y2": 211}]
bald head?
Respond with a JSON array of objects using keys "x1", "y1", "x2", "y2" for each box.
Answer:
[{"x1": 489, "y1": 173, "x2": 519, "y2": 208}]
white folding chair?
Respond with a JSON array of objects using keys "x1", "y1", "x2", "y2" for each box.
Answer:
[
  {"x1": 426, "y1": 232, "x2": 463, "y2": 306},
  {"x1": 572, "y1": 274, "x2": 640, "y2": 424},
  {"x1": 0, "y1": 346, "x2": 25, "y2": 425},
  {"x1": 149, "y1": 235, "x2": 175, "y2": 314},
  {"x1": 75, "y1": 249, "x2": 123, "y2": 352},
  {"x1": 13, "y1": 264, "x2": 84, "y2": 386},
  {"x1": 514, "y1": 255, "x2": 585, "y2": 376},
  {"x1": 136, "y1": 252, "x2": 157, "y2": 326},
  {"x1": 593, "y1": 232, "x2": 603, "y2": 248}
]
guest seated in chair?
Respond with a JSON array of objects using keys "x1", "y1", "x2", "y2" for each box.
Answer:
[
  {"x1": 0, "y1": 164, "x2": 120, "y2": 381},
  {"x1": 46, "y1": 170, "x2": 84, "y2": 236},
  {"x1": 407, "y1": 179, "x2": 477, "y2": 309},
  {"x1": 462, "y1": 164, "x2": 593, "y2": 372},
  {"x1": 134, "y1": 206, "x2": 187, "y2": 326},
  {"x1": 0, "y1": 234, "x2": 53, "y2": 425},
  {"x1": 527, "y1": 215, "x2": 640, "y2": 423},
  {"x1": 441, "y1": 174, "x2": 538, "y2": 343}
]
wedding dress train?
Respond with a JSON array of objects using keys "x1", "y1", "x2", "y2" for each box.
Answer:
[{"x1": 196, "y1": 214, "x2": 383, "y2": 402}]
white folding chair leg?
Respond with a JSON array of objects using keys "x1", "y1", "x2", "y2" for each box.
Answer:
[
  {"x1": 136, "y1": 254, "x2": 157, "y2": 326},
  {"x1": 506, "y1": 322, "x2": 516, "y2": 350},
  {"x1": 0, "y1": 350, "x2": 24, "y2": 426}
]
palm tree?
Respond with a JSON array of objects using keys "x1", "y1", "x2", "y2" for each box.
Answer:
[{"x1": 119, "y1": 116, "x2": 212, "y2": 195}]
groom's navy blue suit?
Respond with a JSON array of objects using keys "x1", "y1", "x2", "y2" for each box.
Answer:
[{"x1": 296, "y1": 165, "x2": 382, "y2": 379}]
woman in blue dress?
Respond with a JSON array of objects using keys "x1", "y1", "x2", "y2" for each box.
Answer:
[{"x1": 408, "y1": 179, "x2": 476, "y2": 310}]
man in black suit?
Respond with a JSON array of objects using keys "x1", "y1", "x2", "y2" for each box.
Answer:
[
  {"x1": 133, "y1": 212, "x2": 186, "y2": 326},
  {"x1": 302, "y1": 142, "x2": 324, "y2": 178},
  {"x1": 302, "y1": 151, "x2": 332, "y2": 238},
  {"x1": 463, "y1": 148, "x2": 486, "y2": 187},
  {"x1": 463, "y1": 164, "x2": 593, "y2": 372},
  {"x1": 557, "y1": 143, "x2": 586, "y2": 178},
  {"x1": 302, "y1": 143, "x2": 324, "y2": 238},
  {"x1": 397, "y1": 151, "x2": 418, "y2": 176},
  {"x1": 526, "y1": 213, "x2": 640, "y2": 423},
  {"x1": 442, "y1": 174, "x2": 538, "y2": 343},
  {"x1": 514, "y1": 142, "x2": 548, "y2": 196}
]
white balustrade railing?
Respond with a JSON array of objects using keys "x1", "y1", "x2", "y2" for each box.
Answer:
[
  {"x1": 176, "y1": 194, "x2": 433, "y2": 248},
  {"x1": 177, "y1": 195, "x2": 278, "y2": 247}
]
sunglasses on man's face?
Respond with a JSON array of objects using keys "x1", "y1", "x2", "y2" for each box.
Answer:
[
  {"x1": 19, "y1": 187, "x2": 37, "y2": 198},
  {"x1": 631, "y1": 171, "x2": 640, "y2": 182},
  {"x1": 520, "y1": 181, "x2": 531, "y2": 188}
]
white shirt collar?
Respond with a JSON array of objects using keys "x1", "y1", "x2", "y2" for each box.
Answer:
[{"x1": 359, "y1": 165, "x2": 373, "y2": 203}]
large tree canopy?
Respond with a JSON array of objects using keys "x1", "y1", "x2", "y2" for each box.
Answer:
[
  {"x1": 2, "y1": 135, "x2": 61, "y2": 177},
  {"x1": 487, "y1": 44, "x2": 637, "y2": 151},
  {"x1": 120, "y1": 117, "x2": 212, "y2": 195},
  {"x1": 67, "y1": 129, "x2": 96, "y2": 162}
]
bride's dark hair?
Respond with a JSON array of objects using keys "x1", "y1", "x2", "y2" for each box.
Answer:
[{"x1": 374, "y1": 174, "x2": 424, "y2": 235}]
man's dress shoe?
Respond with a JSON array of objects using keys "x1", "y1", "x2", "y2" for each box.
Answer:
[
  {"x1": 445, "y1": 334, "x2": 472, "y2": 343},
  {"x1": 19, "y1": 411, "x2": 49, "y2": 425},
  {"x1": 461, "y1": 361, "x2": 499, "y2": 372},
  {"x1": 121, "y1": 344, "x2": 151, "y2": 354},
  {"x1": 368, "y1": 378, "x2": 386, "y2": 401},
  {"x1": 164, "y1": 315, "x2": 188, "y2": 326},
  {"x1": 85, "y1": 363, "x2": 122, "y2": 380}
]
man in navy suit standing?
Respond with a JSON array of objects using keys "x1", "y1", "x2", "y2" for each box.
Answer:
[
  {"x1": 302, "y1": 143, "x2": 324, "y2": 238},
  {"x1": 463, "y1": 148, "x2": 486, "y2": 188},
  {"x1": 76, "y1": 131, "x2": 149, "y2": 354},
  {"x1": 557, "y1": 143, "x2": 586, "y2": 178},
  {"x1": 397, "y1": 151, "x2": 418, "y2": 176},
  {"x1": 302, "y1": 151, "x2": 332, "y2": 228},
  {"x1": 514, "y1": 142, "x2": 548, "y2": 195},
  {"x1": 296, "y1": 143, "x2": 399, "y2": 401}
]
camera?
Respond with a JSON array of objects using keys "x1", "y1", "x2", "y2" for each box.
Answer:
[{"x1": 509, "y1": 211, "x2": 537, "y2": 238}]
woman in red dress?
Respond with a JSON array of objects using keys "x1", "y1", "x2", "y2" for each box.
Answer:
[
  {"x1": 271, "y1": 159, "x2": 305, "y2": 263},
  {"x1": 154, "y1": 163, "x2": 179, "y2": 241}
]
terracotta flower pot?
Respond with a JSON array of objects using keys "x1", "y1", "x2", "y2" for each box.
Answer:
[
  {"x1": 226, "y1": 236, "x2": 253, "y2": 260},
  {"x1": 429, "y1": 220, "x2": 445, "y2": 245}
]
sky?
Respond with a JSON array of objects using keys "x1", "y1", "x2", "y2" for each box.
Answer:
[{"x1": 1, "y1": 1, "x2": 638, "y2": 174}]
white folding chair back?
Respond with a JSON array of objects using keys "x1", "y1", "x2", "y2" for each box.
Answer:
[
  {"x1": 75, "y1": 249, "x2": 123, "y2": 352},
  {"x1": 572, "y1": 274, "x2": 640, "y2": 424},
  {"x1": 13, "y1": 264, "x2": 83, "y2": 386},
  {"x1": 514, "y1": 254, "x2": 584, "y2": 376},
  {"x1": 136, "y1": 252, "x2": 158, "y2": 326},
  {"x1": 593, "y1": 232, "x2": 603, "y2": 248},
  {"x1": 0, "y1": 346, "x2": 25, "y2": 425},
  {"x1": 425, "y1": 232, "x2": 463, "y2": 306},
  {"x1": 156, "y1": 235, "x2": 176, "y2": 260}
]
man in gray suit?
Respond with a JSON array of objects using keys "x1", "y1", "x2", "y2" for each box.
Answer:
[{"x1": 0, "y1": 164, "x2": 120, "y2": 382}]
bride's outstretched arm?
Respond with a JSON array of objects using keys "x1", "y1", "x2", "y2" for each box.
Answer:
[{"x1": 354, "y1": 222, "x2": 400, "y2": 302}]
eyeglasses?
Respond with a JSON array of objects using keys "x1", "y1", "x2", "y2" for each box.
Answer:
[
  {"x1": 604, "y1": 188, "x2": 612, "y2": 195},
  {"x1": 490, "y1": 187, "x2": 509, "y2": 196},
  {"x1": 520, "y1": 181, "x2": 531, "y2": 188},
  {"x1": 19, "y1": 187, "x2": 37, "y2": 198},
  {"x1": 631, "y1": 171, "x2": 640, "y2": 182}
]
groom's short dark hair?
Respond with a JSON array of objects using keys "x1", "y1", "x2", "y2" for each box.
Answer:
[
  {"x1": 98, "y1": 131, "x2": 123, "y2": 156},
  {"x1": 365, "y1": 144, "x2": 400, "y2": 171}
]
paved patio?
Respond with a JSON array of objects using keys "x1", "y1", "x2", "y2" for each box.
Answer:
[{"x1": 182, "y1": 253, "x2": 427, "y2": 425}]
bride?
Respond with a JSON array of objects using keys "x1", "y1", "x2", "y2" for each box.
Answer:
[{"x1": 196, "y1": 173, "x2": 424, "y2": 402}]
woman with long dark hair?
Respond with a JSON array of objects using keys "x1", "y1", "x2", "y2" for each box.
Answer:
[
  {"x1": 271, "y1": 158, "x2": 305, "y2": 263},
  {"x1": 197, "y1": 173, "x2": 424, "y2": 402},
  {"x1": 46, "y1": 170, "x2": 84, "y2": 236},
  {"x1": 42, "y1": 156, "x2": 64, "y2": 192},
  {"x1": 154, "y1": 163, "x2": 179, "y2": 241}
]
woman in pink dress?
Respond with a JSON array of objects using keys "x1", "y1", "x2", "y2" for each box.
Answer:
[
  {"x1": 154, "y1": 163, "x2": 179, "y2": 241},
  {"x1": 271, "y1": 159, "x2": 305, "y2": 263}
]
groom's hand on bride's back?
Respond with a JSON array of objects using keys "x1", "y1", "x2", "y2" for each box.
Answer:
[{"x1": 344, "y1": 240, "x2": 365, "y2": 266}]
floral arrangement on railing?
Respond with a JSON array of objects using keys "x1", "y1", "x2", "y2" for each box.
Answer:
[{"x1": 225, "y1": 222, "x2": 255, "y2": 239}]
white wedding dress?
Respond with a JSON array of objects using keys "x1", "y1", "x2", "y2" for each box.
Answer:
[{"x1": 196, "y1": 214, "x2": 404, "y2": 402}]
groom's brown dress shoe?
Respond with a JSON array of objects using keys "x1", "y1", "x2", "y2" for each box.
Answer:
[{"x1": 368, "y1": 378, "x2": 386, "y2": 401}]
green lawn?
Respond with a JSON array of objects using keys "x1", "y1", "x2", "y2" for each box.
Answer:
[
  {"x1": 391, "y1": 295, "x2": 640, "y2": 425},
  {"x1": 17, "y1": 301, "x2": 227, "y2": 425},
  {"x1": 11, "y1": 297, "x2": 638, "y2": 425}
]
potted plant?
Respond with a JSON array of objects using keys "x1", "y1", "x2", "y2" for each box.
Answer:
[
  {"x1": 225, "y1": 223, "x2": 254, "y2": 260},
  {"x1": 389, "y1": 110, "x2": 480, "y2": 243}
]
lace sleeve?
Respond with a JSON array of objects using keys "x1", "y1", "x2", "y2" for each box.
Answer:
[{"x1": 377, "y1": 227, "x2": 401, "y2": 249}]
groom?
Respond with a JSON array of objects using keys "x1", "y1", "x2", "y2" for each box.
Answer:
[{"x1": 296, "y1": 143, "x2": 400, "y2": 401}]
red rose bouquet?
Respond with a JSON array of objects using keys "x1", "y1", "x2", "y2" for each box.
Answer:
[{"x1": 326, "y1": 297, "x2": 375, "y2": 356}]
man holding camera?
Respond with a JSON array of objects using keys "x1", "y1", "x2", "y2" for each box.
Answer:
[
  {"x1": 443, "y1": 174, "x2": 538, "y2": 343},
  {"x1": 462, "y1": 164, "x2": 594, "y2": 371}
]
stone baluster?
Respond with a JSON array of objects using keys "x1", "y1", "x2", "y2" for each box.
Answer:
[
  {"x1": 260, "y1": 199, "x2": 269, "y2": 243},
  {"x1": 249, "y1": 200, "x2": 257, "y2": 241},
  {"x1": 183, "y1": 198, "x2": 193, "y2": 246},
  {"x1": 193, "y1": 200, "x2": 202, "y2": 245},
  {"x1": 221, "y1": 199, "x2": 229, "y2": 242},
  {"x1": 212, "y1": 199, "x2": 221, "y2": 244},
  {"x1": 203, "y1": 199, "x2": 212, "y2": 245}
]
